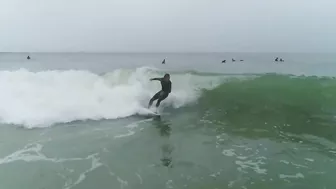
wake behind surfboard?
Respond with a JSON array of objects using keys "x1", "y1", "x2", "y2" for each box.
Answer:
[{"x1": 138, "y1": 107, "x2": 161, "y2": 118}]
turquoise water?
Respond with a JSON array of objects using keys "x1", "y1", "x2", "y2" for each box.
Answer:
[{"x1": 0, "y1": 53, "x2": 335, "y2": 189}]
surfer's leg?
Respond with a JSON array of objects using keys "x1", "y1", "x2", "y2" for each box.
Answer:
[
  {"x1": 156, "y1": 93, "x2": 168, "y2": 107},
  {"x1": 148, "y1": 91, "x2": 161, "y2": 108}
]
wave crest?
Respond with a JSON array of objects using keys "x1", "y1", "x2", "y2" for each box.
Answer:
[{"x1": 0, "y1": 67, "x2": 221, "y2": 128}]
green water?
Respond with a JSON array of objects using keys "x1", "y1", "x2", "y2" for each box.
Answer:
[{"x1": 1, "y1": 74, "x2": 336, "y2": 189}]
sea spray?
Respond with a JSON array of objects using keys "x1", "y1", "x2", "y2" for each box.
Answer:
[{"x1": 0, "y1": 67, "x2": 222, "y2": 128}]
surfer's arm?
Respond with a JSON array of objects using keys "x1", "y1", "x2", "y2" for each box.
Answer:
[{"x1": 150, "y1": 78, "x2": 162, "y2": 81}]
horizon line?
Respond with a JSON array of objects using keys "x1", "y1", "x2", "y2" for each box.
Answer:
[{"x1": 1, "y1": 51, "x2": 335, "y2": 54}]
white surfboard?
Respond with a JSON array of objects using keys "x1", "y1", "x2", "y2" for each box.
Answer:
[{"x1": 139, "y1": 108, "x2": 161, "y2": 117}]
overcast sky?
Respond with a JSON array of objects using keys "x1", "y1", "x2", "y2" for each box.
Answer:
[{"x1": 1, "y1": 0, "x2": 335, "y2": 52}]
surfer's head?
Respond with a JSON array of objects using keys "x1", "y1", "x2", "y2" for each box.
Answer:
[{"x1": 163, "y1": 73, "x2": 170, "y2": 81}]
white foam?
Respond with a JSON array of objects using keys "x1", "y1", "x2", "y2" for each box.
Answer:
[
  {"x1": 279, "y1": 173, "x2": 305, "y2": 179},
  {"x1": 117, "y1": 177, "x2": 128, "y2": 189},
  {"x1": 235, "y1": 159, "x2": 267, "y2": 174},
  {"x1": 114, "y1": 130, "x2": 135, "y2": 139},
  {"x1": 0, "y1": 142, "x2": 103, "y2": 189},
  {"x1": 63, "y1": 153, "x2": 103, "y2": 189},
  {"x1": 222, "y1": 149, "x2": 236, "y2": 157},
  {"x1": 304, "y1": 158, "x2": 315, "y2": 162},
  {"x1": 135, "y1": 173, "x2": 143, "y2": 184},
  {"x1": 0, "y1": 67, "x2": 221, "y2": 128}
]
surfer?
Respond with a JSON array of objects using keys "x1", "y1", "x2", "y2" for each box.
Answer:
[
  {"x1": 27, "y1": 56, "x2": 30, "y2": 60},
  {"x1": 162, "y1": 59, "x2": 166, "y2": 64},
  {"x1": 148, "y1": 73, "x2": 172, "y2": 109}
]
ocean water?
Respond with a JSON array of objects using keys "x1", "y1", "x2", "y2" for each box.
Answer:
[{"x1": 0, "y1": 52, "x2": 336, "y2": 189}]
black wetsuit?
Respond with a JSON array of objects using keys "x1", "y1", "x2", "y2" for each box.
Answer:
[{"x1": 148, "y1": 78, "x2": 172, "y2": 108}]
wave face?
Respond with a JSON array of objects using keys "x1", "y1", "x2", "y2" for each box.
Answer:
[
  {"x1": 0, "y1": 67, "x2": 222, "y2": 128},
  {"x1": 197, "y1": 74, "x2": 336, "y2": 139}
]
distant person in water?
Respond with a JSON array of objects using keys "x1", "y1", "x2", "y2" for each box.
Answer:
[
  {"x1": 148, "y1": 73, "x2": 172, "y2": 109},
  {"x1": 275, "y1": 57, "x2": 279, "y2": 62},
  {"x1": 222, "y1": 60, "x2": 226, "y2": 63},
  {"x1": 240, "y1": 60, "x2": 244, "y2": 62},
  {"x1": 27, "y1": 56, "x2": 30, "y2": 60},
  {"x1": 162, "y1": 59, "x2": 166, "y2": 64},
  {"x1": 280, "y1": 58, "x2": 284, "y2": 62},
  {"x1": 232, "y1": 58, "x2": 236, "y2": 62}
]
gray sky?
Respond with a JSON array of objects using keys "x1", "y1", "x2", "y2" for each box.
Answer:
[{"x1": 1, "y1": 0, "x2": 335, "y2": 52}]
